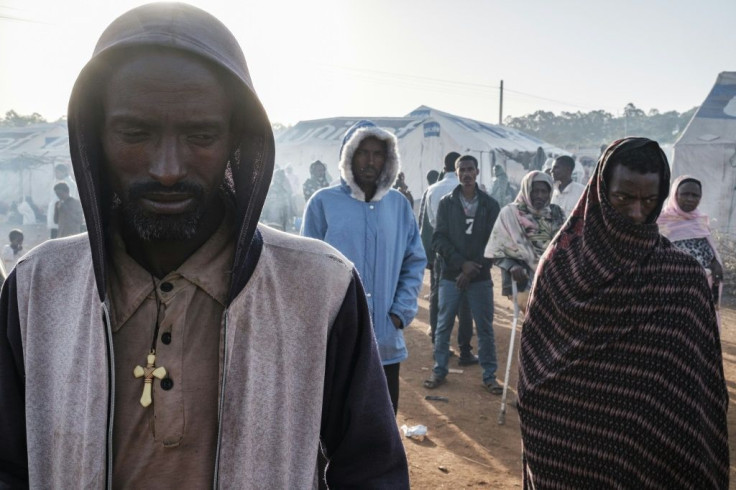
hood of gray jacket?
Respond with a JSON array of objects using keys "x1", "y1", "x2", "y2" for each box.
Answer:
[{"x1": 67, "y1": 2, "x2": 274, "y2": 303}]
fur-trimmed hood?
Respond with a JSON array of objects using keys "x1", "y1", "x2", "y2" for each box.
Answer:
[{"x1": 339, "y1": 120, "x2": 400, "y2": 202}]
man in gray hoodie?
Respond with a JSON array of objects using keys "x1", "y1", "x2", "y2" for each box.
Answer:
[{"x1": 0, "y1": 4, "x2": 408, "y2": 489}]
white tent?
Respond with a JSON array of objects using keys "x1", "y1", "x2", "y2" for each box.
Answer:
[
  {"x1": 275, "y1": 106, "x2": 566, "y2": 201},
  {"x1": 0, "y1": 122, "x2": 71, "y2": 209},
  {"x1": 0, "y1": 111, "x2": 566, "y2": 214},
  {"x1": 672, "y1": 72, "x2": 736, "y2": 236}
]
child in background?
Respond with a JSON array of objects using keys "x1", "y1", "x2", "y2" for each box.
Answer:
[{"x1": 2, "y1": 229, "x2": 24, "y2": 272}]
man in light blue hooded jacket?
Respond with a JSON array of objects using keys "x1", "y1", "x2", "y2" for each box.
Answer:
[{"x1": 302, "y1": 120, "x2": 426, "y2": 414}]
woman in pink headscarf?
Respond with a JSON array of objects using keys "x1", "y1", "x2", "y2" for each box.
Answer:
[{"x1": 657, "y1": 175, "x2": 724, "y2": 317}]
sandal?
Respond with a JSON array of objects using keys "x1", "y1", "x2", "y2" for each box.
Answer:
[
  {"x1": 423, "y1": 374, "x2": 446, "y2": 389},
  {"x1": 485, "y1": 379, "x2": 503, "y2": 395}
]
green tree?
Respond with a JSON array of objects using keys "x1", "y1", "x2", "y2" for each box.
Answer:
[
  {"x1": 623, "y1": 103, "x2": 645, "y2": 119},
  {"x1": 505, "y1": 105, "x2": 698, "y2": 148},
  {"x1": 0, "y1": 110, "x2": 47, "y2": 127}
]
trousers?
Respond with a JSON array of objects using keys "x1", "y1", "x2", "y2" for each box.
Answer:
[
  {"x1": 433, "y1": 279, "x2": 497, "y2": 384},
  {"x1": 429, "y1": 258, "x2": 474, "y2": 353}
]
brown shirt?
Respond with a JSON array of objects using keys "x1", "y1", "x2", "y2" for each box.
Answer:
[{"x1": 107, "y1": 218, "x2": 234, "y2": 489}]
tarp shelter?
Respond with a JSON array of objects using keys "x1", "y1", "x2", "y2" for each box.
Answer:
[
  {"x1": 0, "y1": 122, "x2": 71, "y2": 210},
  {"x1": 672, "y1": 72, "x2": 736, "y2": 236},
  {"x1": 275, "y1": 106, "x2": 566, "y2": 201}
]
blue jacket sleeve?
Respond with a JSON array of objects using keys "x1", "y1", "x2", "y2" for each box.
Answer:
[
  {"x1": 0, "y1": 270, "x2": 29, "y2": 489},
  {"x1": 301, "y1": 193, "x2": 328, "y2": 240},
  {"x1": 319, "y1": 269, "x2": 409, "y2": 489},
  {"x1": 389, "y1": 202, "x2": 426, "y2": 328}
]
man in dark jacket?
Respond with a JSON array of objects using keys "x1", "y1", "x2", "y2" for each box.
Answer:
[
  {"x1": 421, "y1": 153, "x2": 478, "y2": 364},
  {"x1": 0, "y1": 4, "x2": 408, "y2": 489},
  {"x1": 424, "y1": 154, "x2": 502, "y2": 393}
]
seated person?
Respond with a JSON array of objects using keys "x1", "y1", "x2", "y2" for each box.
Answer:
[{"x1": 1, "y1": 229, "x2": 23, "y2": 272}]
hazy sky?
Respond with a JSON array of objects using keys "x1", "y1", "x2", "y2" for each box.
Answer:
[{"x1": 1, "y1": 0, "x2": 734, "y2": 126}]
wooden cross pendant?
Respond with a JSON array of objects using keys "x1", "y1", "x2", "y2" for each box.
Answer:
[{"x1": 133, "y1": 352, "x2": 167, "y2": 408}]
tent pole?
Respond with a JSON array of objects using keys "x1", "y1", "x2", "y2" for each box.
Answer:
[
  {"x1": 499, "y1": 80, "x2": 504, "y2": 125},
  {"x1": 419, "y1": 140, "x2": 425, "y2": 195},
  {"x1": 729, "y1": 151, "x2": 736, "y2": 237}
]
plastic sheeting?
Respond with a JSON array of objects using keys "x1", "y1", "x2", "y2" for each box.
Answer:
[
  {"x1": 672, "y1": 72, "x2": 736, "y2": 236},
  {"x1": 0, "y1": 122, "x2": 71, "y2": 209},
  {"x1": 274, "y1": 106, "x2": 566, "y2": 202}
]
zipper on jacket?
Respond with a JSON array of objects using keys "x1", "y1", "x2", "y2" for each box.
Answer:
[
  {"x1": 212, "y1": 309, "x2": 229, "y2": 489},
  {"x1": 102, "y1": 302, "x2": 116, "y2": 490}
]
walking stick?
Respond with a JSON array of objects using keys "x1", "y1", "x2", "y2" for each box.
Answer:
[{"x1": 498, "y1": 280, "x2": 520, "y2": 425}]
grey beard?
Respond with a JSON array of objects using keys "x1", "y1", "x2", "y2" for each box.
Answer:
[
  {"x1": 110, "y1": 178, "x2": 235, "y2": 242},
  {"x1": 122, "y1": 202, "x2": 205, "y2": 241},
  {"x1": 111, "y1": 192, "x2": 206, "y2": 241}
]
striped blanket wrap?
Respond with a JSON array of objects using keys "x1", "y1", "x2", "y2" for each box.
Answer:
[{"x1": 518, "y1": 138, "x2": 729, "y2": 489}]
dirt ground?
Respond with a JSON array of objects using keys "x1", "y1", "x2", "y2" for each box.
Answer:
[
  {"x1": 6, "y1": 226, "x2": 735, "y2": 488},
  {"x1": 398, "y1": 269, "x2": 736, "y2": 489}
]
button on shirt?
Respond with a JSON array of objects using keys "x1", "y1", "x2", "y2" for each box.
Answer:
[
  {"x1": 551, "y1": 181, "x2": 586, "y2": 217},
  {"x1": 107, "y1": 216, "x2": 234, "y2": 489}
]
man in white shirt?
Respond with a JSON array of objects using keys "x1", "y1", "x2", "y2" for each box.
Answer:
[
  {"x1": 1, "y1": 229, "x2": 23, "y2": 273},
  {"x1": 551, "y1": 155, "x2": 586, "y2": 217},
  {"x1": 425, "y1": 154, "x2": 460, "y2": 231}
]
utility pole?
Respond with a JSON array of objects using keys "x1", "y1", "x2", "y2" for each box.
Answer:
[{"x1": 499, "y1": 80, "x2": 504, "y2": 125}]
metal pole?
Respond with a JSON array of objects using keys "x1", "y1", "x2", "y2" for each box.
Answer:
[
  {"x1": 478, "y1": 151, "x2": 484, "y2": 189},
  {"x1": 498, "y1": 280, "x2": 520, "y2": 425},
  {"x1": 419, "y1": 140, "x2": 425, "y2": 195},
  {"x1": 499, "y1": 80, "x2": 504, "y2": 126}
]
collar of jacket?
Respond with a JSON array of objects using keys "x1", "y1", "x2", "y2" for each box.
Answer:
[{"x1": 450, "y1": 183, "x2": 490, "y2": 203}]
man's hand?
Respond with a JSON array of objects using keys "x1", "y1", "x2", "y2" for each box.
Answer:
[
  {"x1": 456, "y1": 261, "x2": 482, "y2": 290},
  {"x1": 390, "y1": 313, "x2": 402, "y2": 329},
  {"x1": 461, "y1": 261, "x2": 481, "y2": 279},
  {"x1": 509, "y1": 264, "x2": 528, "y2": 284},
  {"x1": 456, "y1": 272, "x2": 471, "y2": 290}
]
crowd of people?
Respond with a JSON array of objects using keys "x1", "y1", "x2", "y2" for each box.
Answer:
[
  {"x1": 297, "y1": 132, "x2": 728, "y2": 487},
  {"x1": 0, "y1": 3, "x2": 730, "y2": 489}
]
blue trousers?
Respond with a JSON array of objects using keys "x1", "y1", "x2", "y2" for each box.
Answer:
[
  {"x1": 429, "y1": 259, "x2": 474, "y2": 352},
  {"x1": 433, "y1": 279, "x2": 497, "y2": 384}
]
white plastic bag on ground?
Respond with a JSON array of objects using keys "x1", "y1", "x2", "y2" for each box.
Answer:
[{"x1": 400, "y1": 424, "x2": 427, "y2": 441}]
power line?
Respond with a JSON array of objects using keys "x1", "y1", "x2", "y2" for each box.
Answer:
[
  {"x1": 319, "y1": 63, "x2": 499, "y2": 91},
  {"x1": 315, "y1": 62, "x2": 610, "y2": 112},
  {"x1": 0, "y1": 4, "x2": 53, "y2": 24},
  {"x1": 0, "y1": 13, "x2": 46, "y2": 23},
  {"x1": 502, "y1": 88, "x2": 598, "y2": 111},
  {"x1": 322, "y1": 71, "x2": 496, "y2": 98}
]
